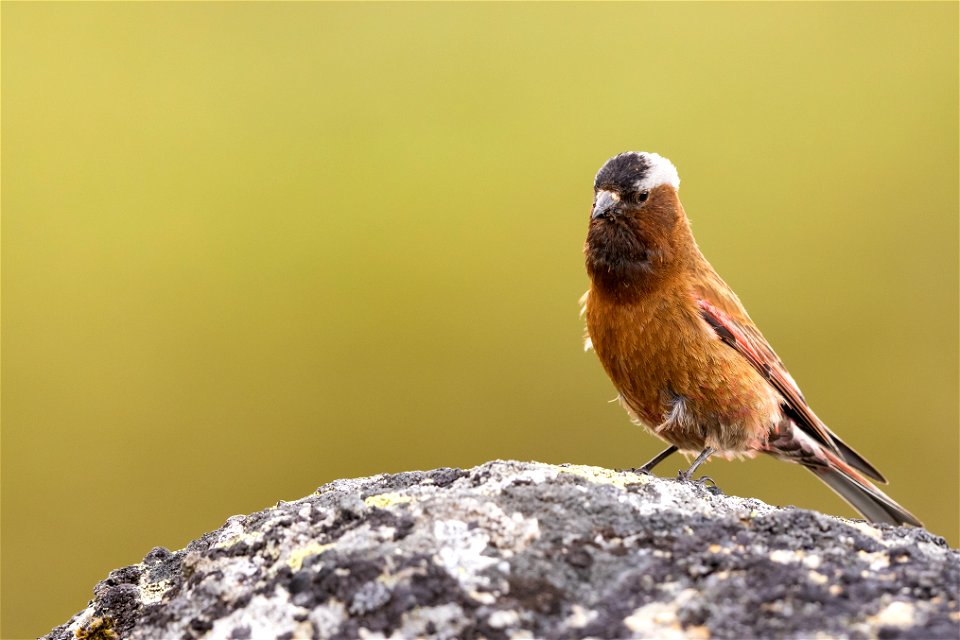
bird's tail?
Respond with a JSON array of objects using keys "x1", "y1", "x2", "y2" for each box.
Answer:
[
  {"x1": 767, "y1": 424, "x2": 922, "y2": 527},
  {"x1": 809, "y1": 450, "x2": 922, "y2": 527}
]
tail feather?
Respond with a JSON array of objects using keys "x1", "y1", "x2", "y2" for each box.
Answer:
[
  {"x1": 827, "y1": 432, "x2": 887, "y2": 484},
  {"x1": 767, "y1": 423, "x2": 922, "y2": 527},
  {"x1": 809, "y1": 457, "x2": 921, "y2": 527}
]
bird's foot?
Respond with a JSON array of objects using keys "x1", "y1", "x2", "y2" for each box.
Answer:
[
  {"x1": 676, "y1": 469, "x2": 712, "y2": 484},
  {"x1": 622, "y1": 466, "x2": 656, "y2": 476},
  {"x1": 676, "y1": 471, "x2": 722, "y2": 495}
]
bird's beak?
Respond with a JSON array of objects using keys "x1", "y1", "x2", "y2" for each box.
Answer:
[{"x1": 591, "y1": 190, "x2": 620, "y2": 220}]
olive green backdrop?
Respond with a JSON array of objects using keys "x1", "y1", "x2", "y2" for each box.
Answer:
[{"x1": 3, "y1": 3, "x2": 957, "y2": 637}]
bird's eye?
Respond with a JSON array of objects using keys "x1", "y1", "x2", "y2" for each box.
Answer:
[{"x1": 633, "y1": 190, "x2": 650, "y2": 204}]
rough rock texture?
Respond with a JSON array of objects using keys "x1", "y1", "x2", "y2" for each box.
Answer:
[{"x1": 47, "y1": 460, "x2": 958, "y2": 640}]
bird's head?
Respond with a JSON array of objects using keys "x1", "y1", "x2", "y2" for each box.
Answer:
[
  {"x1": 590, "y1": 151, "x2": 680, "y2": 220},
  {"x1": 585, "y1": 151, "x2": 690, "y2": 297}
]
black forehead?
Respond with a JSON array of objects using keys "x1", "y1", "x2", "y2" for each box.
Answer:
[{"x1": 594, "y1": 152, "x2": 649, "y2": 191}]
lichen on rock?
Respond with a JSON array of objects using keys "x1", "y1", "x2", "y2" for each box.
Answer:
[{"x1": 45, "y1": 460, "x2": 959, "y2": 639}]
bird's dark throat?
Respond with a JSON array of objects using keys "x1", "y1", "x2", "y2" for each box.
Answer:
[{"x1": 585, "y1": 219, "x2": 665, "y2": 301}]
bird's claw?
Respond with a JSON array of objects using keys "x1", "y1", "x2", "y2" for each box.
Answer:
[
  {"x1": 629, "y1": 466, "x2": 656, "y2": 476},
  {"x1": 676, "y1": 472, "x2": 722, "y2": 494}
]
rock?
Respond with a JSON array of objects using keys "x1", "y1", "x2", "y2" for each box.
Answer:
[{"x1": 45, "y1": 460, "x2": 959, "y2": 639}]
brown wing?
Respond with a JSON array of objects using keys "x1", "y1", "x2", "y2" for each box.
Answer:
[{"x1": 695, "y1": 292, "x2": 886, "y2": 483}]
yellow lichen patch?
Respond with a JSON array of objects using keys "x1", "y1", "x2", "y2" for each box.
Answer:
[
  {"x1": 868, "y1": 601, "x2": 915, "y2": 628},
  {"x1": 850, "y1": 521, "x2": 884, "y2": 542},
  {"x1": 623, "y1": 600, "x2": 708, "y2": 639},
  {"x1": 363, "y1": 492, "x2": 414, "y2": 509},
  {"x1": 558, "y1": 465, "x2": 648, "y2": 489},
  {"x1": 684, "y1": 626, "x2": 710, "y2": 640},
  {"x1": 75, "y1": 617, "x2": 118, "y2": 640},
  {"x1": 288, "y1": 542, "x2": 335, "y2": 571},
  {"x1": 769, "y1": 549, "x2": 803, "y2": 564},
  {"x1": 220, "y1": 531, "x2": 262, "y2": 549},
  {"x1": 808, "y1": 570, "x2": 829, "y2": 585},
  {"x1": 214, "y1": 525, "x2": 264, "y2": 550},
  {"x1": 857, "y1": 549, "x2": 891, "y2": 571}
]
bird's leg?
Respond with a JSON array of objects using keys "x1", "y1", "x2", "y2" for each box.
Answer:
[
  {"x1": 634, "y1": 445, "x2": 678, "y2": 475},
  {"x1": 677, "y1": 447, "x2": 716, "y2": 483}
]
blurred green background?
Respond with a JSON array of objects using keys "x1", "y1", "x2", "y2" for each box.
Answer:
[{"x1": 2, "y1": 3, "x2": 957, "y2": 637}]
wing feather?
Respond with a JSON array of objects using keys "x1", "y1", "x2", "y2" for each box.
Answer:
[{"x1": 695, "y1": 294, "x2": 886, "y2": 483}]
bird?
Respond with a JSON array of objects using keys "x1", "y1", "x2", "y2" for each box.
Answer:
[{"x1": 581, "y1": 151, "x2": 921, "y2": 527}]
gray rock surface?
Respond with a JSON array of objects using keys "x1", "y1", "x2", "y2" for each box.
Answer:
[{"x1": 47, "y1": 460, "x2": 959, "y2": 639}]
